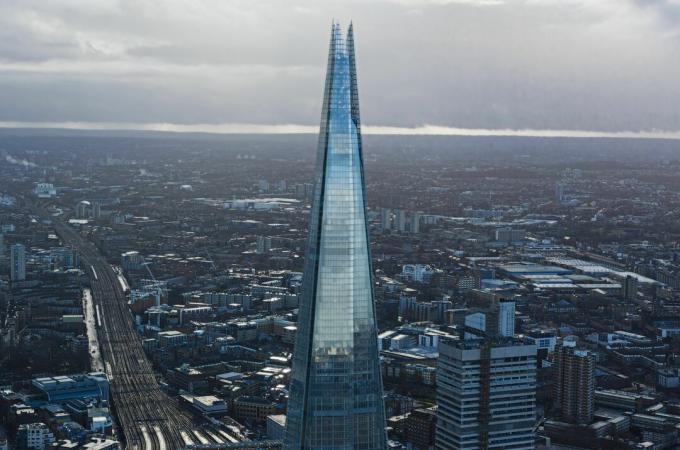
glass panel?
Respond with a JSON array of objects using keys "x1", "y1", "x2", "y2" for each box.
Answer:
[{"x1": 285, "y1": 23, "x2": 386, "y2": 450}]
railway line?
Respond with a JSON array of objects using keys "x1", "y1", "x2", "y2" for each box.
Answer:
[
  {"x1": 50, "y1": 218, "x2": 193, "y2": 449},
  {"x1": 30, "y1": 201, "x2": 282, "y2": 450}
]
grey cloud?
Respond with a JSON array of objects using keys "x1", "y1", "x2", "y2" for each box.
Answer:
[
  {"x1": 0, "y1": 0, "x2": 678, "y2": 132},
  {"x1": 632, "y1": 0, "x2": 680, "y2": 26}
]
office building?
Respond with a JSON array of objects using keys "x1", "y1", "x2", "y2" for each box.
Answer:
[
  {"x1": 495, "y1": 227, "x2": 525, "y2": 244},
  {"x1": 380, "y1": 208, "x2": 392, "y2": 232},
  {"x1": 464, "y1": 298, "x2": 515, "y2": 339},
  {"x1": 395, "y1": 209, "x2": 407, "y2": 232},
  {"x1": 33, "y1": 182, "x2": 57, "y2": 198},
  {"x1": 436, "y1": 338, "x2": 537, "y2": 450},
  {"x1": 76, "y1": 200, "x2": 90, "y2": 219},
  {"x1": 411, "y1": 212, "x2": 421, "y2": 233},
  {"x1": 91, "y1": 202, "x2": 102, "y2": 219},
  {"x1": 555, "y1": 182, "x2": 564, "y2": 203},
  {"x1": 553, "y1": 340, "x2": 595, "y2": 424},
  {"x1": 17, "y1": 423, "x2": 56, "y2": 450},
  {"x1": 11, "y1": 243, "x2": 26, "y2": 282},
  {"x1": 285, "y1": 23, "x2": 387, "y2": 450},
  {"x1": 120, "y1": 250, "x2": 144, "y2": 270},
  {"x1": 268, "y1": 415, "x2": 287, "y2": 440},
  {"x1": 405, "y1": 407, "x2": 437, "y2": 450},
  {"x1": 497, "y1": 299, "x2": 516, "y2": 337},
  {"x1": 623, "y1": 275, "x2": 638, "y2": 301},
  {"x1": 256, "y1": 235, "x2": 272, "y2": 254}
]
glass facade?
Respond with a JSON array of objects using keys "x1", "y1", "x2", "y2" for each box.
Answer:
[{"x1": 284, "y1": 23, "x2": 387, "y2": 450}]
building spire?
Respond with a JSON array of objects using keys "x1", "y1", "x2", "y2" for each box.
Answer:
[{"x1": 284, "y1": 22, "x2": 387, "y2": 450}]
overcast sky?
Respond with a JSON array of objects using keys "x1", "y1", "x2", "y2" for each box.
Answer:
[{"x1": 0, "y1": 0, "x2": 679, "y2": 136}]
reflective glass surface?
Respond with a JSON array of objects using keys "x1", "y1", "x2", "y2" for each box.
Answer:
[{"x1": 284, "y1": 23, "x2": 387, "y2": 450}]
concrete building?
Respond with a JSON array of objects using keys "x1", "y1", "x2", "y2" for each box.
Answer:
[
  {"x1": 402, "y1": 264, "x2": 438, "y2": 283},
  {"x1": 76, "y1": 201, "x2": 90, "y2": 219},
  {"x1": 157, "y1": 330, "x2": 188, "y2": 348},
  {"x1": 555, "y1": 182, "x2": 564, "y2": 203},
  {"x1": 120, "y1": 251, "x2": 144, "y2": 270},
  {"x1": 91, "y1": 202, "x2": 102, "y2": 219},
  {"x1": 11, "y1": 243, "x2": 26, "y2": 282},
  {"x1": 436, "y1": 338, "x2": 537, "y2": 450},
  {"x1": 256, "y1": 235, "x2": 272, "y2": 254},
  {"x1": 464, "y1": 298, "x2": 515, "y2": 339},
  {"x1": 623, "y1": 275, "x2": 639, "y2": 301},
  {"x1": 34, "y1": 183, "x2": 57, "y2": 198},
  {"x1": 179, "y1": 395, "x2": 229, "y2": 417},
  {"x1": 233, "y1": 396, "x2": 276, "y2": 421},
  {"x1": 267, "y1": 414, "x2": 287, "y2": 440},
  {"x1": 380, "y1": 208, "x2": 392, "y2": 232},
  {"x1": 395, "y1": 209, "x2": 408, "y2": 232},
  {"x1": 553, "y1": 340, "x2": 595, "y2": 424},
  {"x1": 17, "y1": 423, "x2": 55, "y2": 450},
  {"x1": 405, "y1": 407, "x2": 437, "y2": 450},
  {"x1": 495, "y1": 227, "x2": 525, "y2": 244},
  {"x1": 410, "y1": 212, "x2": 421, "y2": 233}
]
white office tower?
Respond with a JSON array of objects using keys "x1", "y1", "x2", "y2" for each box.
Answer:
[
  {"x1": 464, "y1": 299, "x2": 516, "y2": 339},
  {"x1": 11, "y1": 243, "x2": 26, "y2": 282},
  {"x1": 498, "y1": 299, "x2": 515, "y2": 337},
  {"x1": 436, "y1": 338, "x2": 537, "y2": 450}
]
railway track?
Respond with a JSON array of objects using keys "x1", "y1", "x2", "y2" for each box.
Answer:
[
  {"x1": 27, "y1": 201, "x2": 282, "y2": 450},
  {"x1": 49, "y1": 218, "x2": 192, "y2": 449}
]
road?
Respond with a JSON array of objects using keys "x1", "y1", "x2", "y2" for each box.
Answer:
[{"x1": 51, "y1": 218, "x2": 193, "y2": 449}]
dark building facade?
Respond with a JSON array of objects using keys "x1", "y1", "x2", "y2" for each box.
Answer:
[{"x1": 553, "y1": 341, "x2": 595, "y2": 424}]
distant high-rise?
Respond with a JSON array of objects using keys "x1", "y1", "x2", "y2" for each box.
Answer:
[
  {"x1": 256, "y1": 235, "x2": 272, "y2": 254},
  {"x1": 91, "y1": 202, "x2": 102, "y2": 219},
  {"x1": 622, "y1": 275, "x2": 638, "y2": 301},
  {"x1": 11, "y1": 243, "x2": 26, "y2": 282},
  {"x1": 395, "y1": 209, "x2": 407, "y2": 232},
  {"x1": 555, "y1": 182, "x2": 564, "y2": 203},
  {"x1": 553, "y1": 340, "x2": 595, "y2": 425},
  {"x1": 284, "y1": 23, "x2": 387, "y2": 450},
  {"x1": 436, "y1": 338, "x2": 537, "y2": 450},
  {"x1": 379, "y1": 208, "x2": 392, "y2": 232},
  {"x1": 497, "y1": 299, "x2": 516, "y2": 337},
  {"x1": 410, "y1": 212, "x2": 421, "y2": 233}
]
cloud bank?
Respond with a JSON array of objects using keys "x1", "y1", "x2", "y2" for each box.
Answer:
[{"x1": 0, "y1": 0, "x2": 679, "y2": 133}]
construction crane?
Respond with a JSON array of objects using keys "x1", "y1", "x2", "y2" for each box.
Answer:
[
  {"x1": 203, "y1": 248, "x2": 217, "y2": 272},
  {"x1": 141, "y1": 256, "x2": 165, "y2": 307}
]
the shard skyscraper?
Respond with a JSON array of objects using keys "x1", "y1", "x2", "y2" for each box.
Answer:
[{"x1": 284, "y1": 22, "x2": 387, "y2": 450}]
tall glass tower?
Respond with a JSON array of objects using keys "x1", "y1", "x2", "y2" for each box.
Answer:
[{"x1": 284, "y1": 22, "x2": 387, "y2": 450}]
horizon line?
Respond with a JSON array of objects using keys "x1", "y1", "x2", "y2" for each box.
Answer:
[{"x1": 1, "y1": 121, "x2": 679, "y2": 140}]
